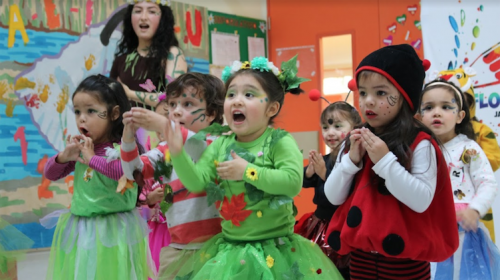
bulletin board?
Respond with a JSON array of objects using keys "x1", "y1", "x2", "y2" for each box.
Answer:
[{"x1": 207, "y1": 11, "x2": 267, "y2": 77}]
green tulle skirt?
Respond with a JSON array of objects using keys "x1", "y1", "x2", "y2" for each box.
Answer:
[
  {"x1": 159, "y1": 233, "x2": 344, "y2": 280},
  {"x1": 0, "y1": 218, "x2": 34, "y2": 280},
  {"x1": 45, "y1": 209, "x2": 155, "y2": 280}
]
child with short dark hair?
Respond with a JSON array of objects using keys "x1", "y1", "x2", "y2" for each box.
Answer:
[{"x1": 121, "y1": 73, "x2": 225, "y2": 277}]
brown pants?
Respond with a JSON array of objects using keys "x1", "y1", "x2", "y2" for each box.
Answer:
[{"x1": 157, "y1": 246, "x2": 197, "y2": 280}]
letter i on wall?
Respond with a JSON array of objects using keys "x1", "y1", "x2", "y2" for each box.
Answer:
[{"x1": 8, "y1": 4, "x2": 30, "y2": 48}]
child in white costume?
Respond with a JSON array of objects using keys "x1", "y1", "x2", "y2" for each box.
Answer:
[{"x1": 419, "y1": 79, "x2": 500, "y2": 280}]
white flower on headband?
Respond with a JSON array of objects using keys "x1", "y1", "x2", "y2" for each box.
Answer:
[
  {"x1": 267, "y1": 62, "x2": 279, "y2": 76},
  {"x1": 230, "y1": 61, "x2": 243, "y2": 73}
]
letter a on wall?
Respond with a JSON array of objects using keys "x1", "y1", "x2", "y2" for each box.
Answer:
[{"x1": 8, "y1": 4, "x2": 30, "y2": 48}]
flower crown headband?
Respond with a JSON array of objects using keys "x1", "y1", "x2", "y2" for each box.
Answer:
[
  {"x1": 128, "y1": 0, "x2": 171, "y2": 6},
  {"x1": 221, "y1": 55, "x2": 310, "y2": 92}
]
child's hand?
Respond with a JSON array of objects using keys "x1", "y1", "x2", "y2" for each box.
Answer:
[
  {"x1": 305, "y1": 163, "x2": 315, "y2": 178},
  {"x1": 130, "y1": 107, "x2": 168, "y2": 133},
  {"x1": 146, "y1": 187, "x2": 165, "y2": 206},
  {"x1": 360, "y1": 128, "x2": 389, "y2": 164},
  {"x1": 457, "y1": 208, "x2": 480, "y2": 232},
  {"x1": 163, "y1": 119, "x2": 184, "y2": 156},
  {"x1": 80, "y1": 136, "x2": 95, "y2": 165},
  {"x1": 122, "y1": 112, "x2": 138, "y2": 144},
  {"x1": 217, "y1": 151, "x2": 249, "y2": 181},
  {"x1": 310, "y1": 151, "x2": 327, "y2": 180},
  {"x1": 57, "y1": 135, "x2": 84, "y2": 164},
  {"x1": 349, "y1": 129, "x2": 366, "y2": 165}
]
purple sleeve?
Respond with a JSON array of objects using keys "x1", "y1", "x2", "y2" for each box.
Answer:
[
  {"x1": 44, "y1": 154, "x2": 76, "y2": 181},
  {"x1": 88, "y1": 156, "x2": 124, "y2": 181}
]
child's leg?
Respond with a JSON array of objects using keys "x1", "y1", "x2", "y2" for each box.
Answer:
[
  {"x1": 157, "y1": 246, "x2": 196, "y2": 280},
  {"x1": 350, "y1": 250, "x2": 430, "y2": 279}
]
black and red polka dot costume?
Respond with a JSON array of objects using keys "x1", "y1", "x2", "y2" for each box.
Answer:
[{"x1": 324, "y1": 44, "x2": 459, "y2": 279}]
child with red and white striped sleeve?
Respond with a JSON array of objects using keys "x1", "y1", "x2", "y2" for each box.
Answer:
[{"x1": 121, "y1": 73, "x2": 225, "y2": 276}]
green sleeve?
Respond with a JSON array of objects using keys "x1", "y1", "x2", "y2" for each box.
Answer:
[
  {"x1": 171, "y1": 138, "x2": 219, "y2": 193},
  {"x1": 243, "y1": 134, "x2": 303, "y2": 197}
]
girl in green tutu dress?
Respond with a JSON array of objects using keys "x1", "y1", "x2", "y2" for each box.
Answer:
[
  {"x1": 42, "y1": 74, "x2": 154, "y2": 279},
  {"x1": 126, "y1": 56, "x2": 344, "y2": 279}
]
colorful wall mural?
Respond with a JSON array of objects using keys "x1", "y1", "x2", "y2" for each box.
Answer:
[{"x1": 0, "y1": 0, "x2": 209, "y2": 249}]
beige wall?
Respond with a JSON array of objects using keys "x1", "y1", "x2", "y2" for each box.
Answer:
[{"x1": 181, "y1": 0, "x2": 267, "y2": 19}]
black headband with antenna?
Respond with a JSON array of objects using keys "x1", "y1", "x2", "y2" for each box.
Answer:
[{"x1": 308, "y1": 78, "x2": 357, "y2": 105}]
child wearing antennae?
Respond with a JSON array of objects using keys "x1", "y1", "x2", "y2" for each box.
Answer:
[{"x1": 295, "y1": 88, "x2": 361, "y2": 279}]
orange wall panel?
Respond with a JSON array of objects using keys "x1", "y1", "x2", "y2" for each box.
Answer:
[{"x1": 268, "y1": 0, "x2": 421, "y2": 220}]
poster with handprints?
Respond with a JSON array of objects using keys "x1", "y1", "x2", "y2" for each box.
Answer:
[
  {"x1": 379, "y1": 0, "x2": 423, "y2": 58},
  {"x1": 0, "y1": 0, "x2": 209, "y2": 251},
  {"x1": 422, "y1": 0, "x2": 500, "y2": 135}
]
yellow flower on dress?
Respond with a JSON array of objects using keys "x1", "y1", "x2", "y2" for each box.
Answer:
[
  {"x1": 266, "y1": 255, "x2": 274, "y2": 268},
  {"x1": 200, "y1": 251, "x2": 210, "y2": 261},
  {"x1": 214, "y1": 160, "x2": 219, "y2": 167},
  {"x1": 164, "y1": 150, "x2": 171, "y2": 162},
  {"x1": 256, "y1": 211, "x2": 263, "y2": 218},
  {"x1": 246, "y1": 167, "x2": 258, "y2": 181}
]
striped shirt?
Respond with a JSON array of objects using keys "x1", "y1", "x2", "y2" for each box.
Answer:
[{"x1": 121, "y1": 125, "x2": 221, "y2": 249}]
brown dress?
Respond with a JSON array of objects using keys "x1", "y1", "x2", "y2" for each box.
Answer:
[{"x1": 110, "y1": 51, "x2": 164, "y2": 110}]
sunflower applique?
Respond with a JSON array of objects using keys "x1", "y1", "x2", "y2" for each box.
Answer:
[
  {"x1": 454, "y1": 189, "x2": 466, "y2": 200},
  {"x1": 461, "y1": 148, "x2": 478, "y2": 164},
  {"x1": 83, "y1": 167, "x2": 93, "y2": 182},
  {"x1": 245, "y1": 167, "x2": 258, "y2": 181},
  {"x1": 266, "y1": 255, "x2": 274, "y2": 268},
  {"x1": 164, "y1": 150, "x2": 171, "y2": 163}
]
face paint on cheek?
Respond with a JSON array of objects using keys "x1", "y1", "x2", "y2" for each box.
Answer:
[
  {"x1": 340, "y1": 132, "x2": 346, "y2": 139},
  {"x1": 387, "y1": 95, "x2": 398, "y2": 106},
  {"x1": 97, "y1": 111, "x2": 108, "y2": 119},
  {"x1": 191, "y1": 114, "x2": 206, "y2": 125},
  {"x1": 191, "y1": 109, "x2": 204, "y2": 115},
  {"x1": 190, "y1": 109, "x2": 207, "y2": 125}
]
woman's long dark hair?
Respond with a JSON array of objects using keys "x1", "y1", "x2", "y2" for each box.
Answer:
[{"x1": 115, "y1": 4, "x2": 179, "y2": 82}]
